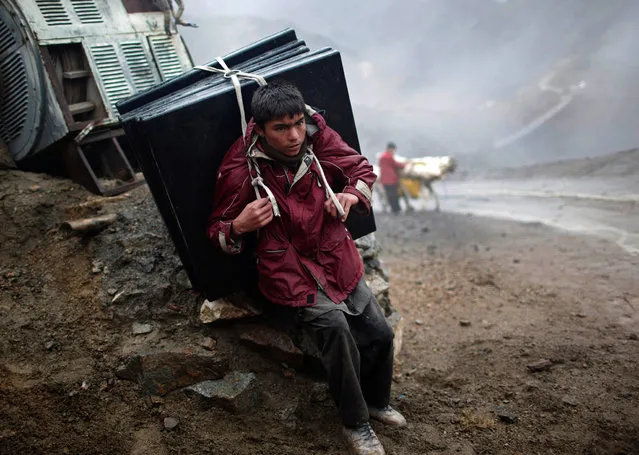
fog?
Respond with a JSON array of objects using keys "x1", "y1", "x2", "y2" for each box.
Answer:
[{"x1": 178, "y1": 0, "x2": 639, "y2": 169}]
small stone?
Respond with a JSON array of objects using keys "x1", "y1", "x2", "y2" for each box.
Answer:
[
  {"x1": 366, "y1": 274, "x2": 390, "y2": 299},
  {"x1": 185, "y1": 372, "x2": 257, "y2": 413},
  {"x1": 200, "y1": 337, "x2": 217, "y2": 351},
  {"x1": 45, "y1": 341, "x2": 56, "y2": 351},
  {"x1": 92, "y1": 261, "x2": 103, "y2": 274},
  {"x1": 415, "y1": 319, "x2": 424, "y2": 326},
  {"x1": 150, "y1": 396, "x2": 164, "y2": 405},
  {"x1": 239, "y1": 325, "x2": 304, "y2": 368},
  {"x1": 282, "y1": 366, "x2": 296, "y2": 379},
  {"x1": 513, "y1": 259, "x2": 521, "y2": 264},
  {"x1": 117, "y1": 352, "x2": 228, "y2": 396},
  {"x1": 524, "y1": 381, "x2": 540, "y2": 391},
  {"x1": 310, "y1": 383, "x2": 330, "y2": 403},
  {"x1": 459, "y1": 320, "x2": 472, "y2": 327},
  {"x1": 200, "y1": 298, "x2": 260, "y2": 324},
  {"x1": 175, "y1": 269, "x2": 192, "y2": 291},
  {"x1": 132, "y1": 323, "x2": 153, "y2": 335},
  {"x1": 496, "y1": 406, "x2": 518, "y2": 424},
  {"x1": 387, "y1": 311, "x2": 404, "y2": 359},
  {"x1": 527, "y1": 359, "x2": 552, "y2": 372},
  {"x1": 107, "y1": 288, "x2": 118, "y2": 296},
  {"x1": 628, "y1": 333, "x2": 638, "y2": 341},
  {"x1": 561, "y1": 396, "x2": 579, "y2": 407},
  {"x1": 163, "y1": 417, "x2": 179, "y2": 430}
]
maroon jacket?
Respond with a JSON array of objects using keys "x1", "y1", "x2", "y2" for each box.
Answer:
[{"x1": 207, "y1": 107, "x2": 377, "y2": 307}]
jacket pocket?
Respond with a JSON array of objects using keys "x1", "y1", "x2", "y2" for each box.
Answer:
[
  {"x1": 257, "y1": 245, "x2": 310, "y2": 303},
  {"x1": 318, "y1": 229, "x2": 361, "y2": 291}
]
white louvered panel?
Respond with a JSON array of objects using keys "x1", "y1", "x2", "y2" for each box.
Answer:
[
  {"x1": 148, "y1": 36, "x2": 183, "y2": 80},
  {"x1": 89, "y1": 44, "x2": 133, "y2": 111},
  {"x1": 120, "y1": 41, "x2": 156, "y2": 92},
  {"x1": 35, "y1": 0, "x2": 72, "y2": 26},
  {"x1": 0, "y1": 53, "x2": 29, "y2": 142},
  {"x1": 70, "y1": 0, "x2": 104, "y2": 24}
]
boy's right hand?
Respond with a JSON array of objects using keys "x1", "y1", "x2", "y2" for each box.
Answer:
[{"x1": 231, "y1": 198, "x2": 273, "y2": 236}]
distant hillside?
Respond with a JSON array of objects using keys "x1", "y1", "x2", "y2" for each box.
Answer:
[{"x1": 484, "y1": 148, "x2": 639, "y2": 179}]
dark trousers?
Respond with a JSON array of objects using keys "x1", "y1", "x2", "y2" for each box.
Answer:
[
  {"x1": 384, "y1": 184, "x2": 401, "y2": 214},
  {"x1": 301, "y1": 296, "x2": 395, "y2": 426}
]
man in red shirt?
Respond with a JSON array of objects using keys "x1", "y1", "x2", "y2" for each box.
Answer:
[
  {"x1": 208, "y1": 81, "x2": 406, "y2": 455},
  {"x1": 377, "y1": 142, "x2": 405, "y2": 214}
]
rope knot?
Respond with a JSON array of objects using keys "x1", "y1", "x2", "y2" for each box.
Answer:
[{"x1": 224, "y1": 69, "x2": 240, "y2": 78}]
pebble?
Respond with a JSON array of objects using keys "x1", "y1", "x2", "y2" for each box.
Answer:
[
  {"x1": 163, "y1": 417, "x2": 179, "y2": 430},
  {"x1": 629, "y1": 333, "x2": 638, "y2": 341},
  {"x1": 309, "y1": 383, "x2": 330, "y2": 403},
  {"x1": 561, "y1": 396, "x2": 579, "y2": 407},
  {"x1": 527, "y1": 359, "x2": 552, "y2": 372},
  {"x1": 415, "y1": 319, "x2": 424, "y2": 325},
  {"x1": 132, "y1": 323, "x2": 153, "y2": 335},
  {"x1": 459, "y1": 320, "x2": 472, "y2": 327},
  {"x1": 199, "y1": 337, "x2": 217, "y2": 351},
  {"x1": 496, "y1": 406, "x2": 518, "y2": 424}
]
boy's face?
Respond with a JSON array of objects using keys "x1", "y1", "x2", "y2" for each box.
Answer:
[{"x1": 257, "y1": 112, "x2": 306, "y2": 156}]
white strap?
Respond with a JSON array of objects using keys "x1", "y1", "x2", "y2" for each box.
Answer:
[
  {"x1": 310, "y1": 151, "x2": 346, "y2": 218},
  {"x1": 195, "y1": 58, "x2": 267, "y2": 144},
  {"x1": 246, "y1": 154, "x2": 281, "y2": 217},
  {"x1": 196, "y1": 59, "x2": 280, "y2": 217}
]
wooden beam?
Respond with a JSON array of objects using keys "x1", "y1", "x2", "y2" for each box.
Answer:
[
  {"x1": 69, "y1": 101, "x2": 96, "y2": 115},
  {"x1": 63, "y1": 70, "x2": 90, "y2": 79}
]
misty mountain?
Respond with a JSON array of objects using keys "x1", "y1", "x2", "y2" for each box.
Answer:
[{"x1": 180, "y1": 0, "x2": 639, "y2": 171}]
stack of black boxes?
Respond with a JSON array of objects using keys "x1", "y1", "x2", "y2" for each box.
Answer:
[{"x1": 117, "y1": 29, "x2": 375, "y2": 302}]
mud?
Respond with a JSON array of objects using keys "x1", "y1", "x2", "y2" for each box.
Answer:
[{"x1": 1, "y1": 169, "x2": 638, "y2": 454}]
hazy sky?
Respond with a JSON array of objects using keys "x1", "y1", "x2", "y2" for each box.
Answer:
[{"x1": 179, "y1": 0, "x2": 639, "y2": 166}]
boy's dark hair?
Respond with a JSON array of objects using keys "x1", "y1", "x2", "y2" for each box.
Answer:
[{"x1": 251, "y1": 80, "x2": 305, "y2": 127}]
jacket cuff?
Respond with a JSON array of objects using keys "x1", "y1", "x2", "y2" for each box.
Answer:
[
  {"x1": 343, "y1": 180, "x2": 373, "y2": 214},
  {"x1": 218, "y1": 221, "x2": 244, "y2": 254}
]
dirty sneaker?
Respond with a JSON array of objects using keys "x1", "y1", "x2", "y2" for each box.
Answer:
[
  {"x1": 369, "y1": 405, "x2": 407, "y2": 427},
  {"x1": 342, "y1": 422, "x2": 385, "y2": 455}
]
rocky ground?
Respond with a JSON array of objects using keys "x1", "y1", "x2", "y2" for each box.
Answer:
[{"x1": 1, "y1": 169, "x2": 638, "y2": 454}]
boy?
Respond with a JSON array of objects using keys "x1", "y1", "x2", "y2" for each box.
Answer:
[{"x1": 208, "y1": 81, "x2": 406, "y2": 455}]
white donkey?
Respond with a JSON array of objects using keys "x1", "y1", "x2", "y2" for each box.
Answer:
[{"x1": 373, "y1": 155, "x2": 457, "y2": 212}]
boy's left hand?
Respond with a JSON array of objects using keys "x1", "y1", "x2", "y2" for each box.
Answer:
[{"x1": 325, "y1": 193, "x2": 359, "y2": 222}]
